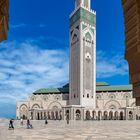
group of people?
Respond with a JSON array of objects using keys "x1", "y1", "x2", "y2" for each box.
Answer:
[
  {"x1": 8, "y1": 118, "x2": 33, "y2": 130},
  {"x1": 9, "y1": 118, "x2": 49, "y2": 130},
  {"x1": 8, "y1": 114, "x2": 70, "y2": 130}
]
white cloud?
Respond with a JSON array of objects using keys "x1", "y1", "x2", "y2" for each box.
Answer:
[
  {"x1": 0, "y1": 39, "x2": 128, "y2": 106},
  {"x1": 10, "y1": 23, "x2": 27, "y2": 28},
  {"x1": 0, "y1": 40, "x2": 69, "y2": 104},
  {"x1": 10, "y1": 23, "x2": 47, "y2": 29},
  {"x1": 96, "y1": 50, "x2": 128, "y2": 78}
]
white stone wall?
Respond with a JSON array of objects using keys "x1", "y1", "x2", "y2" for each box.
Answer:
[
  {"x1": 16, "y1": 90, "x2": 138, "y2": 120},
  {"x1": 17, "y1": 94, "x2": 68, "y2": 119},
  {"x1": 96, "y1": 91, "x2": 136, "y2": 110}
]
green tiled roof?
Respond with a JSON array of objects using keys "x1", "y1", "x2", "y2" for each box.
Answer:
[
  {"x1": 96, "y1": 82, "x2": 109, "y2": 86},
  {"x1": 34, "y1": 88, "x2": 69, "y2": 94},
  {"x1": 33, "y1": 84, "x2": 133, "y2": 95},
  {"x1": 96, "y1": 85, "x2": 132, "y2": 92}
]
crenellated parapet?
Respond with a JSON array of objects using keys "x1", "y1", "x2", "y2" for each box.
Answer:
[{"x1": 0, "y1": 0, "x2": 9, "y2": 42}]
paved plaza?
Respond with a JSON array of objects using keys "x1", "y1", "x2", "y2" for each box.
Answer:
[{"x1": 1, "y1": 119, "x2": 140, "y2": 140}]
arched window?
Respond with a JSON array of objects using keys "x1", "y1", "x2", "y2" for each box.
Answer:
[
  {"x1": 86, "y1": 111, "x2": 91, "y2": 120},
  {"x1": 120, "y1": 112, "x2": 124, "y2": 120}
]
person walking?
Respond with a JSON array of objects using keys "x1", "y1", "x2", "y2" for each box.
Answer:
[
  {"x1": 27, "y1": 119, "x2": 33, "y2": 129},
  {"x1": 20, "y1": 118, "x2": 23, "y2": 126},
  {"x1": 9, "y1": 119, "x2": 14, "y2": 130},
  {"x1": 45, "y1": 117, "x2": 48, "y2": 125}
]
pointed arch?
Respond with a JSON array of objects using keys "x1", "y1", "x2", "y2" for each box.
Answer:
[
  {"x1": 85, "y1": 32, "x2": 92, "y2": 40},
  {"x1": 71, "y1": 28, "x2": 79, "y2": 43},
  {"x1": 48, "y1": 101, "x2": 62, "y2": 110},
  {"x1": 19, "y1": 104, "x2": 28, "y2": 119},
  {"x1": 105, "y1": 100, "x2": 121, "y2": 109},
  {"x1": 32, "y1": 104, "x2": 40, "y2": 109},
  {"x1": 83, "y1": 28, "x2": 94, "y2": 41}
]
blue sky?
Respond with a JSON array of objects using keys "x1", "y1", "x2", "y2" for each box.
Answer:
[{"x1": 0, "y1": 0, "x2": 128, "y2": 118}]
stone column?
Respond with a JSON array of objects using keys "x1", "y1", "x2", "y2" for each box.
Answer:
[
  {"x1": 62, "y1": 108, "x2": 65, "y2": 120},
  {"x1": 122, "y1": 0, "x2": 140, "y2": 105}
]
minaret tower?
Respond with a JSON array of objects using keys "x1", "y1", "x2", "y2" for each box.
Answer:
[{"x1": 69, "y1": 0, "x2": 96, "y2": 108}]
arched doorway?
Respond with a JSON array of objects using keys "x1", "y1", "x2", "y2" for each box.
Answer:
[
  {"x1": 75, "y1": 110, "x2": 81, "y2": 120},
  {"x1": 22, "y1": 115, "x2": 26, "y2": 120},
  {"x1": 98, "y1": 111, "x2": 102, "y2": 120},
  {"x1": 55, "y1": 111, "x2": 59, "y2": 120},
  {"x1": 129, "y1": 111, "x2": 133, "y2": 120},
  {"x1": 86, "y1": 111, "x2": 91, "y2": 120},
  {"x1": 109, "y1": 111, "x2": 113, "y2": 120},
  {"x1": 120, "y1": 112, "x2": 124, "y2": 120},
  {"x1": 51, "y1": 111, "x2": 54, "y2": 120},
  {"x1": 114, "y1": 111, "x2": 118, "y2": 120},
  {"x1": 104, "y1": 111, "x2": 108, "y2": 120},
  {"x1": 37, "y1": 112, "x2": 40, "y2": 120},
  {"x1": 92, "y1": 111, "x2": 96, "y2": 120}
]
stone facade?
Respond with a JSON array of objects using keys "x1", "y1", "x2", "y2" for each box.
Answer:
[
  {"x1": 0, "y1": 0, "x2": 9, "y2": 42},
  {"x1": 122, "y1": 0, "x2": 140, "y2": 105},
  {"x1": 16, "y1": 83, "x2": 140, "y2": 121}
]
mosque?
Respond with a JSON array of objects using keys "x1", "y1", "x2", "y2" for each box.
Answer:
[{"x1": 16, "y1": 0, "x2": 140, "y2": 121}]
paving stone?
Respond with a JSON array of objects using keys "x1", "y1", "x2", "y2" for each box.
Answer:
[{"x1": 0, "y1": 120, "x2": 140, "y2": 140}]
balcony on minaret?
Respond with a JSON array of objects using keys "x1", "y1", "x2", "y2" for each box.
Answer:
[{"x1": 75, "y1": 0, "x2": 91, "y2": 9}]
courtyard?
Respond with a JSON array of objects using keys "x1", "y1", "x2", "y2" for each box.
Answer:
[{"x1": 1, "y1": 119, "x2": 140, "y2": 140}]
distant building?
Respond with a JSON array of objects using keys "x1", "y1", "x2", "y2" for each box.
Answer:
[
  {"x1": 17, "y1": 0, "x2": 140, "y2": 120},
  {"x1": 0, "y1": 0, "x2": 9, "y2": 42},
  {"x1": 122, "y1": 0, "x2": 140, "y2": 105}
]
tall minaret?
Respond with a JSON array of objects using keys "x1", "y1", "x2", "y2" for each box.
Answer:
[{"x1": 69, "y1": 0, "x2": 96, "y2": 108}]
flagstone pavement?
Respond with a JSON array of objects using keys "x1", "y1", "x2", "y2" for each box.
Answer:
[{"x1": 1, "y1": 119, "x2": 140, "y2": 140}]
